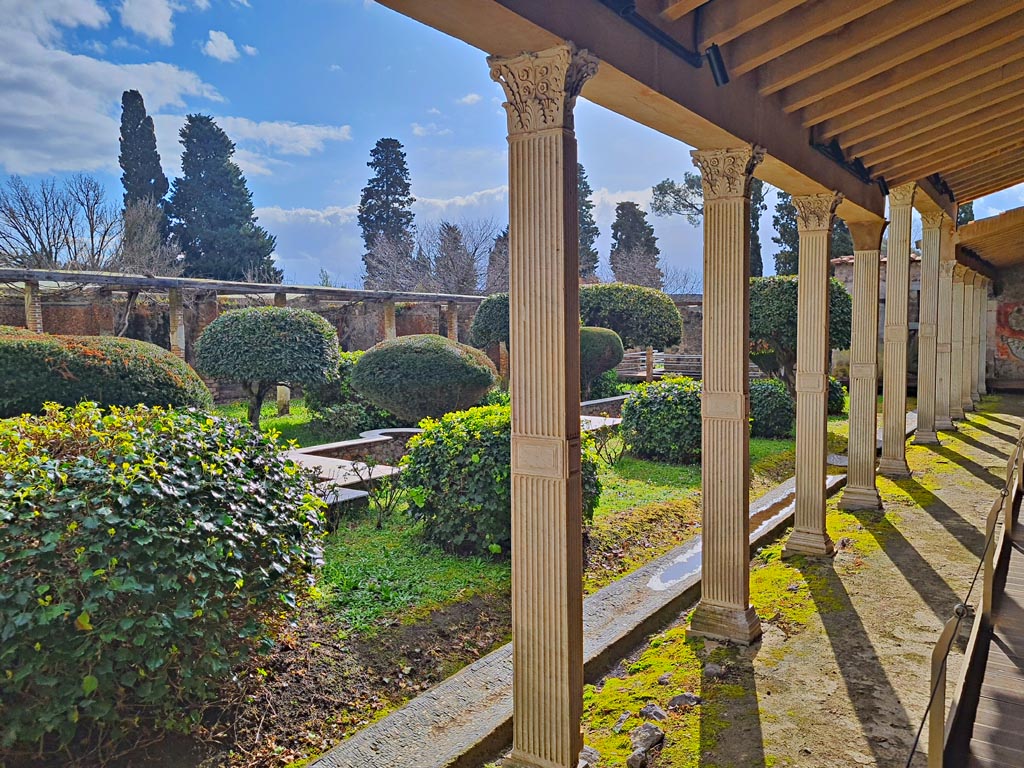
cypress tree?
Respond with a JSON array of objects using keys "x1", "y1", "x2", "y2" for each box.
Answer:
[
  {"x1": 610, "y1": 201, "x2": 663, "y2": 289},
  {"x1": 168, "y1": 114, "x2": 279, "y2": 282},
  {"x1": 358, "y1": 138, "x2": 416, "y2": 287},
  {"x1": 749, "y1": 178, "x2": 766, "y2": 277},
  {"x1": 772, "y1": 191, "x2": 799, "y2": 275},
  {"x1": 577, "y1": 163, "x2": 600, "y2": 280},
  {"x1": 118, "y1": 90, "x2": 169, "y2": 209}
]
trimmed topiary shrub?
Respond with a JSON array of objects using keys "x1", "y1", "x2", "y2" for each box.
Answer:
[
  {"x1": 195, "y1": 306, "x2": 340, "y2": 429},
  {"x1": 750, "y1": 378, "x2": 796, "y2": 438},
  {"x1": 580, "y1": 326, "x2": 625, "y2": 398},
  {"x1": 579, "y1": 283, "x2": 683, "y2": 349},
  {"x1": 620, "y1": 377, "x2": 702, "y2": 463},
  {"x1": 401, "y1": 405, "x2": 601, "y2": 556},
  {"x1": 0, "y1": 326, "x2": 211, "y2": 418},
  {"x1": 305, "y1": 350, "x2": 402, "y2": 438},
  {"x1": 351, "y1": 334, "x2": 497, "y2": 424},
  {"x1": 588, "y1": 369, "x2": 625, "y2": 400},
  {"x1": 0, "y1": 403, "x2": 325, "y2": 755},
  {"x1": 470, "y1": 292, "x2": 509, "y2": 348},
  {"x1": 828, "y1": 376, "x2": 847, "y2": 416}
]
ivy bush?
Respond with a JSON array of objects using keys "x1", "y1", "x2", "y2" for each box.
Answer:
[
  {"x1": 620, "y1": 377, "x2": 702, "y2": 464},
  {"x1": 0, "y1": 403, "x2": 324, "y2": 754},
  {"x1": 749, "y1": 378, "x2": 796, "y2": 438},
  {"x1": 195, "y1": 307, "x2": 340, "y2": 429},
  {"x1": 828, "y1": 376, "x2": 847, "y2": 416},
  {"x1": 305, "y1": 350, "x2": 402, "y2": 438},
  {"x1": 402, "y1": 405, "x2": 601, "y2": 556},
  {"x1": 0, "y1": 326, "x2": 211, "y2": 418},
  {"x1": 588, "y1": 369, "x2": 625, "y2": 400},
  {"x1": 351, "y1": 334, "x2": 496, "y2": 424},
  {"x1": 469, "y1": 292, "x2": 509, "y2": 348},
  {"x1": 579, "y1": 283, "x2": 683, "y2": 349},
  {"x1": 580, "y1": 326, "x2": 624, "y2": 398}
]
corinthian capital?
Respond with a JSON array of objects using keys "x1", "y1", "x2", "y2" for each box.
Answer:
[
  {"x1": 690, "y1": 145, "x2": 765, "y2": 200},
  {"x1": 889, "y1": 183, "x2": 916, "y2": 207},
  {"x1": 488, "y1": 44, "x2": 599, "y2": 136},
  {"x1": 919, "y1": 211, "x2": 946, "y2": 230},
  {"x1": 939, "y1": 260, "x2": 956, "y2": 279},
  {"x1": 793, "y1": 192, "x2": 843, "y2": 233}
]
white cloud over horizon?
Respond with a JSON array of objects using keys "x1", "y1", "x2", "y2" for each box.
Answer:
[{"x1": 120, "y1": 0, "x2": 175, "y2": 45}]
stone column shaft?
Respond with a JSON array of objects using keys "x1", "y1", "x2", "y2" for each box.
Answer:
[
  {"x1": 383, "y1": 301, "x2": 397, "y2": 341},
  {"x1": 839, "y1": 220, "x2": 887, "y2": 511},
  {"x1": 914, "y1": 212, "x2": 946, "y2": 444},
  {"x1": 879, "y1": 184, "x2": 915, "y2": 477},
  {"x1": 274, "y1": 292, "x2": 291, "y2": 415},
  {"x1": 962, "y1": 274, "x2": 976, "y2": 412},
  {"x1": 168, "y1": 288, "x2": 186, "y2": 359},
  {"x1": 24, "y1": 280, "x2": 43, "y2": 333},
  {"x1": 446, "y1": 302, "x2": 459, "y2": 342},
  {"x1": 970, "y1": 278, "x2": 982, "y2": 403},
  {"x1": 950, "y1": 266, "x2": 967, "y2": 420},
  {"x1": 490, "y1": 44, "x2": 597, "y2": 768},
  {"x1": 688, "y1": 145, "x2": 765, "y2": 645},
  {"x1": 935, "y1": 224, "x2": 956, "y2": 430},
  {"x1": 979, "y1": 278, "x2": 989, "y2": 396},
  {"x1": 786, "y1": 192, "x2": 842, "y2": 557}
]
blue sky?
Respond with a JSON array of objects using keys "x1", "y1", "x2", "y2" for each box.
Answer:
[{"x1": 3, "y1": 0, "x2": 1022, "y2": 288}]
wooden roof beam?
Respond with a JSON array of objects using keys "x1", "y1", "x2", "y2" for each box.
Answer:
[
  {"x1": 946, "y1": 160, "x2": 1024, "y2": 190},
  {"x1": 698, "y1": 0, "x2": 808, "y2": 47},
  {"x1": 913, "y1": 175, "x2": 958, "y2": 221},
  {"x1": 954, "y1": 172, "x2": 1024, "y2": 203},
  {"x1": 795, "y1": 14, "x2": 1024, "y2": 126},
  {"x1": 959, "y1": 208, "x2": 1024, "y2": 241},
  {"x1": 953, "y1": 246, "x2": 1000, "y2": 283},
  {"x1": 885, "y1": 138, "x2": 1024, "y2": 185},
  {"x1": 878, "y1": 123, "x2": 1024, "y2": 180},
  {"x1": 659, "y1": 0, "x2": 707, "y2": 22},
  {"x1": 778, "y1": 2, "x2": 1023, "y2": 111},
  {"x1": 758, "y1": 0, "x2": 970, "y2": 96},
  {"x1": 723, "y1": 0, "x2": 894, "y2": 77}
]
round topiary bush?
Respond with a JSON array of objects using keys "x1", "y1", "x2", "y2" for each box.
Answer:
[
  {"x1": 828, "y1": 376, "x2": 847, "y2": 416},
  {"x1": 351, "y1": 334, "x2": 497, "y2": 424},
  {"x1": 750, "y1": 378, "x2": 796, "y2": 438},
  {"x1": 305, "y1": 350, "x2": 402, "y2": 438},
  {"x1": 581, "y1": 326, "x2": 624, "y2": 398},
  {"x1": 0, "y1": 403, "x2": 325, "y2": 756},
  {"x1": 620, "y1": 377, "x2": 702, "y2": 464},
  {"x1": 401, "y1": 405, "x2": 601, "y2": 556},
  {"x1": 579, "y1": 283, "x2": 683, "y2": 349},
  {"x1": 0, "y1": 326, "x2": 211, "y2": 418},
  {"x1": 195, "y1": 306, "x2": 340, "y2": 428},
  {"x1": 470, "y1": 292, "x2": 509, "y2": 348}
]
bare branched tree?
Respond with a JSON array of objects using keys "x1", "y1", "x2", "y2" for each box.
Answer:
[
  {"x1": 0, "y1": 176, "x2": 71, "y2": 268},
  {"x1": 662, "y1": 265, "x2": 702, "y2": 295},
  {"x1": 417, "y1": 218, "x2": 496, "y2": 295},
  {"x1": 63, "y1": 174, "x2": 121, "y2": 270},
  {"x1": 484, "y1": 227, "x2": 509, "y2": 294},
  {"x1": 609, "y1": 244, "x2": 665, "y2": 290},
  {"x1": 362, "y1": 233, "x2": 427, "y2": 291},
  {"x1": 117, "y1": 198, "x2": 182, "y2": 276}
]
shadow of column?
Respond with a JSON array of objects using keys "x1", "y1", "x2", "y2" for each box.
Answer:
[
  {"x1": 698, "y1": 643, "x2": 766, "y2": 768},
  {"x1": 888, "y1": 476, "x2": 987, "y2": 558},
  {"x1": 927, "y1": 444, "x2": 1004, "y2": 489},
  {"x1": 941, "y1": 428, "x2": 1013, "y2": 461}
]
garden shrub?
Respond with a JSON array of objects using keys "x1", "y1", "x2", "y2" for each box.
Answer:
[
  {"x1": 195, "y1": 306, "x2": 340, "y2": 428},
  {"x1": 580, "y1": 326, "x2": 624, "y2": 398},
  {"x1": 351, "y1": 334, "x2": 496, "y2": 424},
  {"x1": 620, "y1": 377, "x2": 702, "y2": 464},
  {"x1": 828, "y1": 376, "x2": 847, "y2": 416},
  {"x1": 305, "y1": 350, "x2": 401, "y2": 438},
  {"x1": 588, "y1": 369, "x2": 625, "y2": 400},
  {"x1": 470, "y1": 292, "x2": 509, "y2": 348},
  {"x1": 750, "y1": 378, "x2": 796, "y2": 438},
  {"x1": 579, "y1": 283, "x2": 683, "y2": 349},
  {"x1": 0, "y1": 326, "x2": 211, "y2": 418},
  {"x1": 0, "y1": 403, "x2": 325, "y2": 754},
  {"x1": 402, "y1": 405, "x2": 601, "y2": 556}
]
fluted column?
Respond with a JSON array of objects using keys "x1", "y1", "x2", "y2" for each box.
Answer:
[
  {"x1": 168, "y1": 288, "x2": 186, "y2": 359},
  {"x1": 24, "y1": 280, "x2": 43, "y2": 333},
  {"x1": 785, "y1": 192, "x2": 842, "y2": 557},
  {"x1": 839, "y1": 220, "x2": 887, "y2": 511},
  {"x1": 970, "y1": 277, "x2": 982, "y2": 404},
  {"x1": 383, "y1": 301, "x2": 397, "y2": 341},
  {"x1": 688, "y1": 145, "x2": 765, "y2": 644},
  {"x1": 879, "y1": 183, "x2": 916, "y2": 477},
  {"x1": 961, "y1": 273, "x2": 976, "y2": 413},
  {"x1": 979, "y1": 278, "x2": 989, "y2": 396},
  {"x1": 914, "y1": 211, "x2": 946, "y2": 444},
  {"x1": 489, "y1": 44, "x2": 597, "y2": 768},
  {"x1": 935, "y1": 222, "x2": 956, "y2": 430},
  {"x1": 950, "y1": 265, "x2": 967, "y2": 420}
]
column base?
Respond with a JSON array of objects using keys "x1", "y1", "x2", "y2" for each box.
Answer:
[
  {"x1": 962, "y1": 401, "x2": 975, "y2": 412},
  {"x1": 951, "y1": 408, "x2": 966, "y2": 420},
  {"x1": 878, "y1": 457, "x2": 912, "y2": 478},
  {"x1": 913, "y1": 431, "x2": 940, "y2": 445},
  {"x1": 972, "y1": 393, "x2": 981, "y2": 404},
  {"x1": 935, "y1": 417, "x2": 956, "y2": 431},
  {"x1": 783, "y1": 529, "x2": 835, "y2": 558},
  {"x1": 505, "y1": 750, "x2": 578, "y2": 768},
  {"x1": 838, "y1": 486, "x2": 883, "y2": 511},
  {"x1": 689, "y1": 602, "x2": 762, "y2": 645}
]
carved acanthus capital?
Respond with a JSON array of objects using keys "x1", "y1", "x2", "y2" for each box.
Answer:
[
  {"x1": 889, "y1": 183, "x2": 917, "y2": 207},
  {"x1": 939, "y1": 260, "x2": 956, "y2": 279},
  {"x1": 690, "y1": 145, "x2": 765, "y2": 201},
  {"x1": 953, "y1": 263, "x2": 968, "y2": 282},
  {"x1": 793, "y1": 192, "x2": 843, "y2": 233},
  {"x1": 919, "y1": 211, "x2": 947, "y2": 230},
  {"x1": 488, "y1": 44, "x2": 598, "y2": 136}
]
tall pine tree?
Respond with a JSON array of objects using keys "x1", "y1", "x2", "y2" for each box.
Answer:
[
  {"x1": 772, "y1": 192, "x2": 799, "y2": 275},
  {"x1": 358, "y1": 138, "x2": 416, "y2": 288},
  {"x1": 610, "y1": 201, "x2": 663, "y2": 289},
  {"x1": 831, "y1": 217, "x2": 853, "y2": 258},
  {"x1": 749, "y1": 178, "x2": 766, "y2": 277},
  {"x1": 118, "y1": 90, "x2": 168, "y2": 210},
  {"x1": 168, "y1": 115, "x2": 279, "y2": 281},
  {"x1": 577, "y1": 163, "x2": 599, "y2": 280}
]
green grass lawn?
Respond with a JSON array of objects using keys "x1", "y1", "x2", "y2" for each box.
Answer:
[{"x1": 213, "y1": 397, "x2": 322, "y2": 447}]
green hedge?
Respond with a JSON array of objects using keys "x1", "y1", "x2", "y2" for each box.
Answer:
[
  {"x1": 0, "y1": 403, "x2": 324, "y2": 754},
  {"x1": 402, "y1": 405, "x2": 601, "y2": 556},
  {"x1": 581, "y1": 326, "x2": 624, "y2": 398},
  {"x1": 620, "y1": 377, "x2": 702, "y2": 464},
  {"x1": 305, "y1": 350, "x2": 402, "y2": 438},
  {"x1": 351, "y1": 334, "x2": 496, "y2": 424},
  {"x1": 750, "y1": 378, "x2": 795, "y2": 438},
  {"x1": 828, "y1": 376, "x2": 847, "y2": 416},
  {"x1": 469, "y1": 292, "x2": 509, "y2": 348},
  {"x1": 0, "y1": 326, "x2": 211, "y2": 418},
  {"x1": 579, "y1": 283, "x2": 682, "y2": 349}
]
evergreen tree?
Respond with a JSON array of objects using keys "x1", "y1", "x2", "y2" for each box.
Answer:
[
  {"x1": 772, "y1": 192, "x2": 799, "y2": 275},
  {"x1": 957, "y1": 201, "x2": 975, "y2": 226},
  {"x1": 610, "y1": 201, "x2": 663, "y2": 289},
  {"x1": 831, "y1": 217, "x2": 853, "y2": 258},
  {"x1": 358, "y1": 138, "x2": 416, "y2": 287},
  {"x1": 168, "y1": 114, "x2": 279, "y2": 282},
  {"x1": 119, "y1": 90, "x2": 169, "y2": 210},
  {"x1": 485, "y1": 227, "x2": 509, "y2": 293},
  {"x1": 432, "y1": 221, "x2": 478, "y2": 294},
  {"x1": 577, "y1": 163, "x2": 599, "y2": 280},
  {"x1": 749, "y1": 178, "x2": 766, "y2": 277}
]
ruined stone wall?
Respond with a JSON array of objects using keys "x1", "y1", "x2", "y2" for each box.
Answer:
[{"x1": 993, "y1": 265, "x2": 1024, "y2": 383}]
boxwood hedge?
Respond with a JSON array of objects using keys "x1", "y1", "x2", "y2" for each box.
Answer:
[
  {"x1": 620, "y1": 377, "x2": 702, "y2": 464},
  {"x1": 750, "y1": 378, "x2": 796, "y2": 438}
]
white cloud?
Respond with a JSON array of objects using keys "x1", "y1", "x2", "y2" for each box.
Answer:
[
  {"x1": 0, "y1": 0, "x2": 109, "y2": 42},
  {"x1": 414, "y1": 185, "x2": 507, "y2": 214},
  {"x1": 217, "y1": 117, "x2": 352, "y2": 155},
  {"x1": 192, "y1": 0, "x2": 211, "y2": 9},
  {"x1": 427, "y1": 107, "x2": 441, "y2": 115},
  {"x1": 120, "y1": 0, "x2": 174, "y2": 45},
  {"x1": 457, "y1": 92, "x2": 481, "y2": 105},
  {"x1": 202, "y1": 29, "x2": 239, "y2": 61},
  {"x1": 242, "y1": 44, "x2": 258, "y2": 56},
  {"x1": 257, "y1": 204, "x2": 360, "y2": 227},
  {"x1": 411, "y1": 122, "x2": 452, "y2": 137},
  {"x1": 328, "y1": 63, "x2": 343, "y2": 72}
]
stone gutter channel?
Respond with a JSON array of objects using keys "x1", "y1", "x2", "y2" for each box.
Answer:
[{"x1": 311, "y1": 414, "x2": 917, "y2": 768}]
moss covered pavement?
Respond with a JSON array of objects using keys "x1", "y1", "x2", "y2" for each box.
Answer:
[{"x1": 580, "y1": 394, "x2": 1024, "y2": 768}]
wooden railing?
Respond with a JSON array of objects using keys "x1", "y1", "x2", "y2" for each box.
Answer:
[{"x1": 615, "y1": 350, "x2": 765, "y2": 381}]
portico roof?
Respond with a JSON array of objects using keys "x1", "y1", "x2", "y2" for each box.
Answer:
[{"x1": 956, "y1": 206, "x2": 1024, "y2": 270}]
